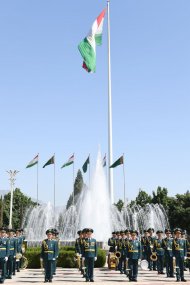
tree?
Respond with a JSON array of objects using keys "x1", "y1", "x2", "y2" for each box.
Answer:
[
  {"x1": 2, "y1": 188, "x2": 37, "y2": 229},
  {"x1": 167, "y1": 191, "x2": 190, "y2": 233},
  {"x1": 152, "y1": 186, "x2": 169, "y2": 208},
  {"x1": 114, "y1": 199, "x2": 124, "y2": 212},
  {"x1": 135, "y1": 189, "x2": 152, "y2": 207},
  {"x1": 66, "y1": 169, "x2": 84, "y2": 210}
]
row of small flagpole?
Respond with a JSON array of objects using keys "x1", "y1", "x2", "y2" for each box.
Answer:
[{"x1": 26, "y1": 153, "x2": 126, "y2": 210}]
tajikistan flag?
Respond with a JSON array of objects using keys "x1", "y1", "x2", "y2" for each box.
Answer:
[
  {"x1": 61, "y1": 154, "x2": 74, "y2": 168},
  {"x1": 78, "y1": 8, "x2": 106, "y2": 73},
  {"x1": 26, "y1": 154, "x2": 39, "y2": 168}
]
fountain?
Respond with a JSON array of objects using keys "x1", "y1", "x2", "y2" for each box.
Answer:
[{"x1": 23, "y1": 151, "x2": 169, "y2": 242}]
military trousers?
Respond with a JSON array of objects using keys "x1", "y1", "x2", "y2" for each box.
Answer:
[
  {"x1": 128, "y1": 259, "x2": 138, "y2": 281},
  {"x1": 7, "y1": 255, "x2": 14, "y2": 277},
  {"x1": 0, "y1": 258, "x2": 7, "y2": 282},
  {"x1": 44, "y1": 259, "x2": 53, "y2": 281},
  {"x1": 157, "y1": 255, "x2": 164, "y2": 273},
  {"x1": 175, "y1": 257, "x2": 185, "y2": 281},
  {"x1": 165, "y1": 254, "x2": 174, "y2": 277},
  {"x1": 118, "y1": 255, "x2": 126, "y2": 273},
  {"x1": 85, "y1": 257, "x2": 94, "y2": 281}
]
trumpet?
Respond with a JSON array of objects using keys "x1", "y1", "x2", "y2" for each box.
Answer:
[
  {"x1": 115, "y1": 251, "x2": 121, "y2": 258},
  {"x1": 150, "y1": 252, "x2": 157, "y2": 261}
]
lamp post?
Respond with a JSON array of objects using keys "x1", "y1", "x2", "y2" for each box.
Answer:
[{"x1": 6, "y1": 170, "x2": 19, "y2": 229}]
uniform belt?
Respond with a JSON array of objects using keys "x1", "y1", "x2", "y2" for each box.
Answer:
[
  {"x1": 10, "y1": 248, "x2": 14, "y2": 250},
  {"x1": 0, "y1": 248, "x2": 6, "y2": 250},
  {"x1": 128, "y1": 250, "x2": 138, "y2": 252},
  {"x1": 44, "y1": 251, "x2": 54, "y2": 253},
  {"x1": 157, "y1": 248, "x2": 164, "y2": 250},
  {"x1": 85, "y1": 249, "x2": 95, "y2": 252}
]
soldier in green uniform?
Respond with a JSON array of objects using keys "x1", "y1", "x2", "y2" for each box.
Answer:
[
  {"x1": 116, "y1": 230, "x2": 127, "y2": 274},
  {"x1": 163, "y1": 229, "x2": 174, "y2": 277},
  {"x1": 15, "y1": 229, "x2": 24, "y2": 272},
  {"x1": 153, "y1": 230, "x2": 165, "y2": 274},
  {"x1": 126, "y1": 230, "x2": 142, "y2": 282},
  {"x1": 147, "y1": 228, "x2": 156, "y2": 271},
  {"x1": 108, "y1": 231, "x2": 116, "y2": 253},
  {"x1": 82, "y1": 228, "x2": 97, "y2": 282},
  {"x1": 6, "y1": 229, "x2": 17, "y2": 279},
  {"x1": 41, "y1": 229, "x2": 57, "y2": 283},
  {"x1": 172, "y1": 228, "x2": 187, "y2": 282},
  {"x1": 52, "y1": 229, "x2": 59, "y2": 276},
  {"x1": 0, "y1": 228, "x2": 9, "y2": 284},
  {"x1": 75, "y1": 230, "x2": 83, "y2": 273},
  {"x1": 141, "y1": 230, "x2": 149, "y2": 261}
]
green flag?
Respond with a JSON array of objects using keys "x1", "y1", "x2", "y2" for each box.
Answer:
[
  {"x1": 82, "y1": 156, "x2": 90, "y2": 173},
  {"x1": 43, "y1": 155, "x2": 55, "y2": 168},
  {"x1": 109, "y1": 156, "x2": 124, "y2": 168}
]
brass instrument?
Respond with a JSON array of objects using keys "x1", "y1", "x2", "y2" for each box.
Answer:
[
  {"x1": 150, "y1": 252, "x2": 157, "y2": 261},
  {"x1": 21, "y1": 256, "x2": 28, "y2": 270},
  {"x1": 108, "y1": 253, "x2": 117, "y2": 269},
  {"x1": 74, "y1": 253, "x2": 81, "y2": 269},
  {"x1": 115, "y1": 251, "x2": 121, "y2": 258},
  {"x1": 21, "y1": 241, "x2": 27, "y2": 254},
  {"x1": 15, "y1": 253, "x2": 22, "y2": 261}
]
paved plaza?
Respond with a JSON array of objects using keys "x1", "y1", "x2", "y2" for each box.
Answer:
[{"x1": 4, "y1": 267, "x2": 190, "y2": 285}]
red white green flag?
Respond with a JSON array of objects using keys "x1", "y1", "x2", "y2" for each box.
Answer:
[
  {"x1": 26, "y1": 154, "x2": 39, "y2": 168},
  {"x1": 78, "y1": 8, "x2": 106, "y2": 73},
  {"x1": 61, "y1": 154, "x2": 74, "y2": 168}
]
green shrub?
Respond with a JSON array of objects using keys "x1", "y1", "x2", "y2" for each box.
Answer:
[
  {"x1": 24, "y1": 246, "x2": 106, "y2": 268},
  {"x1": 95, "y1": 249, "x2": 106, "y2": 268}
]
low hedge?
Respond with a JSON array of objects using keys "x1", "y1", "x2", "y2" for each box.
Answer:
[{"x1": 24, "y1": 246, "x2": 106, "y2": 268}]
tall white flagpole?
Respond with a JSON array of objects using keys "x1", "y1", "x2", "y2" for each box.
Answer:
[
  {"x1": 107, "y1": 0, "x2": 114, "y2": 204},
  {"x1": 54, "y1": 154, "x2": 55, "y2": 213},
  {"x1": 37, "y1": 156, "x2": 39, "y2": 205}
]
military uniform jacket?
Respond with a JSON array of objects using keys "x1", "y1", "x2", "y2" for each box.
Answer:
[
  {"x1": 163, "y1": 237, "x2": 173, "y2": 257},
  {"x1": 141, "y1": 236, "x2": 149, "y2": 253},
  {"x1": 108, "y1": 237, "x2": 116, "y2": 252},
  {"x1": 126, "y1": 239, "x2": 142, "y2": 260},
  {"x1": 153, "y1": 239, "x2": 165, "y2": 256},
  {"x1": 83, "y1": 238, "x2": 97, "y2": 258},
  {"x1": 0, "y1": 237, "x2": 9, "y2": 258},
  {"x1": 148, "y1": 236, "x2": 156, "y2": 254},
  {"x1": 9, "y1": 237, "x2": 17, "y2": 257},
  {"x1": 172, "y1": 238, "x2": 187, "y2": 258},
  {"x1": 16, "y1": 236, "x2": 24, "y2": 253},
  {"x1": 41, "y1": 239, "x2": 56, "y2": 261},
  {"x1": 75, "y1": 237, "x2": 83, "y2": 254},
  {"x1": 116, "y1": 238, "x2": 126, "y2": 256}
]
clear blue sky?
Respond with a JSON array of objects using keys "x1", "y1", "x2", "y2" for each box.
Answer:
[{"x1": 0, "y1": 0, "x2": 190, "y2": 206}]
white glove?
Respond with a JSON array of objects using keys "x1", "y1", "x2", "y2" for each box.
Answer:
[
  {"x1": 94, "y1": 257, "x2": 97, "y2": 261},
  {"x1": 138, "y1": 259, "x2": 141, "y2": 262},
  {"x1": 82, "y1": 257, "x2": 85, "y2": 261},
  {"x1": 4, "y1": 257, "x2": 8, "y2": 262},
  {"x1": 184, "y1": 256, "x2": 187, "y2": 260},
  {"x1": 126, "y1": 257, "x2": 129, "y2": 261},
  {"x1": 173, "y1": 256, "x2": 176, "y2": 260},
  {"x1": 79, "y1": 254, "x2": 82, "y2": 257},
  {"x1": 52, "y1": 258, "x2": 55, "y2": 260}
]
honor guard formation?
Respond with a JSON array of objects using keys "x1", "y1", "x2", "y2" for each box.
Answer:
[
  {"x1": 106, "y1": 227, "x2": 190, "y2": 282},
  {"x1": 0, "y1": 226, "x2": 190, "y2": 283},
  {"x1": 0, "y1": 227, "x2": 26, "y2": 284}
]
